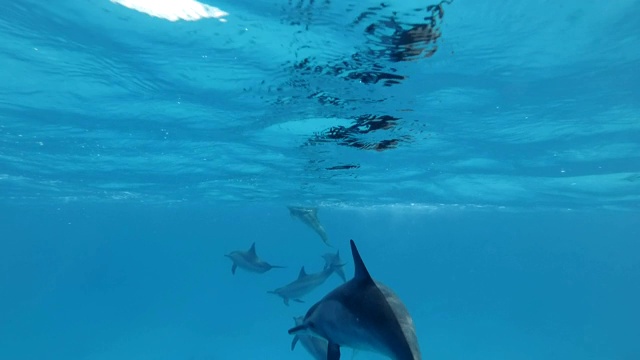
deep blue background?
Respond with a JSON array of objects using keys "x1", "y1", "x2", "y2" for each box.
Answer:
[{"x1": 1, "y1": 204, "x2": 638, "y2": 360}]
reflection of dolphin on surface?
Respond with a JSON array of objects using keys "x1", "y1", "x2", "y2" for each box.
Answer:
[
  {"x1": 288, "y1": 239, "x2": 421, "y2": 360},
  {"x1": 322, "y1": 251, "x2": 347, "y2": 283},
  {"x1": 291, "y1": 316, "x2": 327, "y2": 360},
  {"x1": 268, "y1": 261, "x2": 343, "y2": 306},
  {"x1": 288, "y1": 206, "x2": 331, "y2": 247},
  {"x1": 224, "y1": 242, "x2": 285, "y2": 275}
]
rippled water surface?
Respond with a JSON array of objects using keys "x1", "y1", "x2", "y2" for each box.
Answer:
[{"x1": 1, "y1": 0, "x2": 638, "y2": 209}]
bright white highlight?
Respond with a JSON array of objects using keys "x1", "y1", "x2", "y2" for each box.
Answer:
[{"x1": 111, "y1": 0, "x2": 228, "y2": 22}]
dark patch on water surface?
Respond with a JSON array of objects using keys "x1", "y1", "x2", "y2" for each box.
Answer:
[
  {"x1": 288, "y1": 53, "x2": 406, "y2": 87},
  {"x1": 279, "y1": 0, "x2": 453, "y2": 88},
  {"x1": 256, "y1": 0, "x2": 453, "y2": 153},
  {"x1": 358, "y1": 0, "x2": 453, "y2": 63},
  {"x1": 326, "y1": 164, "x2": 360, "y2": 171},
  {"x1": 306, "y1": 114, "x2": 409, "y2": 152}
]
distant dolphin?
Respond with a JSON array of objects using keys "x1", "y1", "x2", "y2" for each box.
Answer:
[
  {"x1": 291, "y1": 316, "x2": 328, "y2": 360},
  {"x1": 268, "y1": 262, "x2": 342, "y2": 306},
  {"x1": 288, "y1": 239, "x2": 421, "y2": 360},
  {"x1": 322, "y1": 250, "x2": 347, "y2": 283},
  {"x1": 225, "y1": 242, "x2": 285, "y2": 275},
  {"x1": 288, "y1": 206, "x2": 331, "y2": 247}
]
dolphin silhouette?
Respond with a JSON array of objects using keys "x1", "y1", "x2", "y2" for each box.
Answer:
[
  {"x1": 288, "y1": 239, "x2": 421, "y2": 360},
  {"x1": 322, "y1": 250, "x2": 347, "y2": 283},
  {"x1": 291, "y1": 316, "x2": 328, "y2": 360},
  {"x1": 269, "y1": 262, "x2": 343, "y2": 306},
  {"x1": 224, "y1": 242, "x2": 285, "y2": 275},
  {"x1": 288, "y1": 206, "x2": 331, "y2": 247}
]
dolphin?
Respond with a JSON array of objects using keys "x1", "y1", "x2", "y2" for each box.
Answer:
[
  {"x1": 291, "y1": 316, "x2": 328, "y2": 360},
  {"x1": 224, "y1": 242, "x2": 285, "y2": 275},
  {"x1": 288, "y1": 206, "x2": 331, "y2": 247},
  {"x1": 288, "y1": 239, "x2": 421, "y2": 360},
  {"x1": 269, "y1": 262, "x2": 343, "y2": 306},
  {"x1": 322, "y1": 250, "x2": 347, "y2": 283}
]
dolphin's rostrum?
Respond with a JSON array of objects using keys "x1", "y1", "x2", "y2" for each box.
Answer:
[
  {"x1": 291, "y1": 316, "x2": 328, "y2": 360},
  {"x1": 288, "y1": 239, "x2": 421, "y2": 360},
  {"x1": 224, "y1": 242, "x2": 285, "y2": 275}
]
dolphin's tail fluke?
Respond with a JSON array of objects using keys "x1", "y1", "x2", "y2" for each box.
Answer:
[
  {"x1": 329, "y1": 262, "x2": 347, "y2": 282},
  {"x1": 327, "y1": 262, "x2": 346, "y2": 272},
  {"x1": 322, "y1": 255, "x2": 347, "y2": 281},
  {"x1": 335, "y1": 267, "x2": 347, "y2": 282},
  {"x1": 322, "y1": 253, "x2": 341, "y2": 268}
]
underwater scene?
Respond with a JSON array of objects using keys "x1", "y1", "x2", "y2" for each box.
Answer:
[{"x1": 1, "y1": 0, "x2": 639, "y2": 359}]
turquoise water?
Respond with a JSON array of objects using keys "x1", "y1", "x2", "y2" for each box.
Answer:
[{"x1": 1, "y1": 0, "x2": 639, "y2": 359}]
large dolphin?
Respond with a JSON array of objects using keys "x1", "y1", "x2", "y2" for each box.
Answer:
[
  {"x1": 288, "y1": 206, "x2": 331, "y2": 247},
  {"x1": 224, "y1": 242, "x2": 285, "y2": 275},
  {"x1": 288, "y1": 239, "x2": 421, "y2": 360},
  {"x1": 322, "y1": 250, "x2": 347, "y2": 283},
  {"x1": 269, "y1": 262, "x2": 342, "y2": 306},
  {"x1": 291, "y1": 316, "x2": 328, "y2": 360}
]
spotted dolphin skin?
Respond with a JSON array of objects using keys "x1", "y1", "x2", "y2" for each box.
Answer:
[
  {"x1": 224, "y1": 242, "x2": 285, "y2": 275},
  {"x1": 288, "y1": 206, "x2": 331, "y2": 247},
  {"x1": 268, "y1": 261, "x2": 342, "y2": 306},
  {"x1": 288, "y1": 239, "x2": 421, "y2": 360},
  {"x1": 291, "y1": 316, "x2": 328, "y2": 360}
]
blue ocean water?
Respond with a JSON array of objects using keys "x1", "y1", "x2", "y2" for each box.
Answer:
[{"x1": 1, "y1": 0, "x2": 639, "y2": 359}]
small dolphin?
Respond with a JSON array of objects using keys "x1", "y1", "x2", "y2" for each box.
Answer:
[
  {"x1": 269, "y1": 262, "x2": 342, "y2": 306},
  {"x1": 224, "y1": 242, "x2": 285, "y2": 275},
  {"x1": 288, "y1": 239, "x2": 421, "y2": 360},
  {"x1": 288, "y1": 206, "x2": 331, "y2": 247},
  {"x1": 291, "y1": 316, "x2": 328, "y2": 360},
  {"x1": 322, "y1": 250, "x2": 347, "y2": 283}
]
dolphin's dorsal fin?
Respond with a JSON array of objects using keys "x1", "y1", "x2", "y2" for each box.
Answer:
[
  {"x1": 350, "y1": 239, "x2": 373, "y2": 282},
  {"x1": 248, "y1": 242, "x2": 256, "y2": 255},
  {"x1": 298, "y1": 266, "x2": 308, "y2": 279}
]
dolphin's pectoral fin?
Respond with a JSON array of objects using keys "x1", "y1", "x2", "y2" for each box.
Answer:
[
  {"x1": 283, "y1": 298, "x2": 290, "y2": 306},
  {"x1": 291, "y1": 335, "x2": 299, "y2": 350},
  {"x1": 231, "y1": 263, "x2": 237, "y2": 275},
  {"x1": 293, "y1": 298, "x2": 304, "y2": 303},
  {"x1": 327, "y1": 343, "x2": 341, "y2": 360},
  {"x1": 288, "y1": 324, "x2": 307, "y2": 335}
]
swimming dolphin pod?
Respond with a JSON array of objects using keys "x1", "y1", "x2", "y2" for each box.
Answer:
[
  {"x1": 288, "y1": 239, "x2": 421, "y2": 360},
  {"x1": 224, "y1": 242, "x2": 285, "y2": 275},
  {"x1": 288, "y1": 206, "x2": 331, "y2": 247}
]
